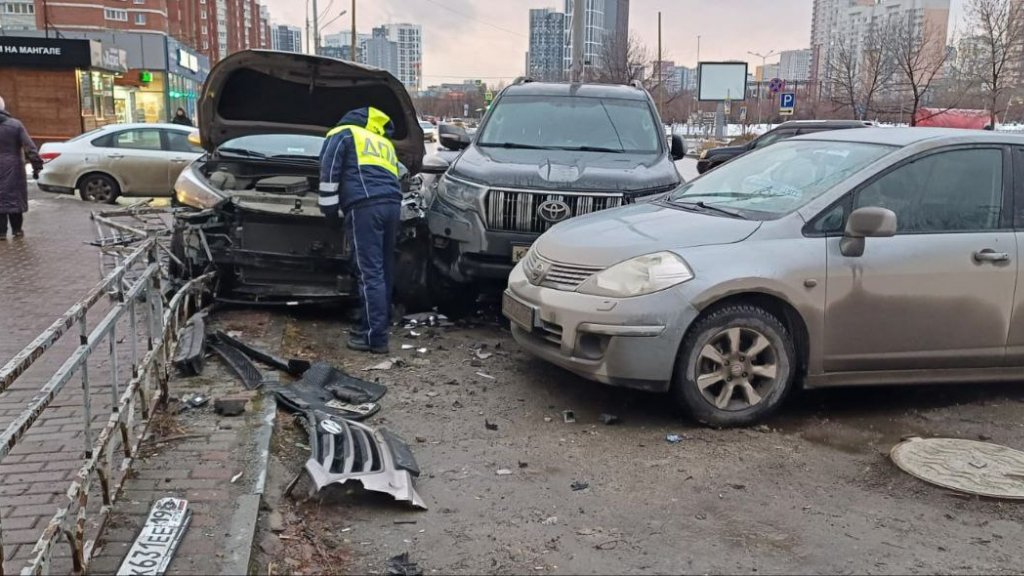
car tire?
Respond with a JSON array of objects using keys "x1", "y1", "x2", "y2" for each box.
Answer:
[
  {"x1": 79, "y1": 173, "x2": 121, "y2": 204},
  {"x1": 672, "y1": 305, "x2": 796, "y2": 428}
]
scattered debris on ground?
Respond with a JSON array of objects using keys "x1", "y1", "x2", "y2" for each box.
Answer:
[{"x1": 117, "y1": 498, "x2": 191, "y2": 575}]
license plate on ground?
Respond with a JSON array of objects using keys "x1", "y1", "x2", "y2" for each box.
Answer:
[
  {"x1": 118, "y1": 498, "x2": 192, "y2": 576},
  {"x1": 502, "y1": 291, "x2": 536, "y2": 329},
  {"x1": 511, "y1": 244, "x2": 531, "y2": 263}
]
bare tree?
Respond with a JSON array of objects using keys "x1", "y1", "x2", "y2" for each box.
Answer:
[
  {"x1": 828, "y1": 27, "x2": 897, "y2": 119},
  {"x1": 592, "y1": 32, "x2": 651, "y2": 85},
  {"x1": 884, "y1": 16, "x2": 953, "y2": 125},
  {"x1": 966, "y1": 0, "x2": 1024, "y2": 126}
]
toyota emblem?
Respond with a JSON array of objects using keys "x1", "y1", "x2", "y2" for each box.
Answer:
[{"x1": 537, "y1": 200, "x2": 571, "y2": 224}]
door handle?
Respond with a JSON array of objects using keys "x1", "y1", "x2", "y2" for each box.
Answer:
[
  {"x1": 107, "y1": 154, "x2": 124, "y2": 159},
  {"x1": 974, "y1": 249, "x2": 1010, "y2": 263}
]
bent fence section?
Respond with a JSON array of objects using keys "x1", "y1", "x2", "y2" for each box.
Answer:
[{"x1": 0, "y1": 204, "x2": 213, "y2": 575}]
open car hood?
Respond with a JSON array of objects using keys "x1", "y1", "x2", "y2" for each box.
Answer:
[{"x1": 199, "y1": 50, "x2": 425, "y2": 173}]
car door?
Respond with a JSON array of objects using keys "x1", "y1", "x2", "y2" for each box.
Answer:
[
  {"x1": 1005, "y1": 146, "x2": 1024, "y2": 364},
  {"x1": 824, "y1": 146, "x2": 1016, "y2": 372},
  {"x1": 162, "y1": 129, "x2": 204, "y2": 192},
  {"x1": 104, "y1": 128, "x2": 171, "y2": 196}
]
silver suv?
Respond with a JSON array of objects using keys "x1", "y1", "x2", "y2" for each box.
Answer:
[{"x1": 505, "y1": 128, "x2": 1024, "y2": 427}]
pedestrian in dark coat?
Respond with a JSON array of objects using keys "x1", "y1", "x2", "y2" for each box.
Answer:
[
  {"x1": 0, "y1": 96, "x2": 43, "y2": 239},
  {"x1": 171, "y1": 107, "x2": 194, "y2": 127}
]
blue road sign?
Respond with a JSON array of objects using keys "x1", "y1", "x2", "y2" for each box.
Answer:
[{"x1": 780, "y1": 92, "x2": 796, "y2": 109}]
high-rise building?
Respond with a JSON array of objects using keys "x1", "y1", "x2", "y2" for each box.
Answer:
[
  {"x1": 271, "y1": 25, "x2": 303, "y2": 53},
  {"x1": 563, "y1": 0, "x2": 630, "y2": 76},
  {"x1": 385, "y1": 23, "x2": 422, "y2": 92},
  {"x1": 779, "y1": 49, "x2": 812, "y2": 82},
  {"x1": 651, "y1": 60, "x2": 678, "y2": 92},
  {"x1": 528, "y1": 8, "x2": 565, "y2": 81},
  {"x1": 364, "y1": 26, "x2": 399, "y2": 75},
  {"x1": 673, "y1": 66, "x2": 697, "y2": 92},
  {"x1": 811, "y1": 0, "x2": 950, "y2": 89},
  {"x1": 324, "y1": 31, "x2": 373, "y2": 62},
  {"x1": 755, "y1": 63, "x2": 781, "y2": 82}
]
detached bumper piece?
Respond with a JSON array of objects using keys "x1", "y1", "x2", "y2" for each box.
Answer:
[
  {"x1": 272, "y1": 362, "x2": 387, "y2": 421},
  {"x1": 214, "y1": 330, "x2": 311, "y2": 376},
  {"x1": 299, "y1": 411, "x2": 426, "y2": 510},
  {"x1": 172, "y1": 313, "x2": 207, "y2": 376},
  {"x1": 208, "y1": 335, "x2": 265, "y2": 390}
]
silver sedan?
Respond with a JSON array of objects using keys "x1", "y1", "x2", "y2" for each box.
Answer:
[
  {"x1": 505, "y1": 128, "x2": 1024, "y2": 427},
  {"x1": 37, "y1": 123, "x2": 202, "y2": 203}
]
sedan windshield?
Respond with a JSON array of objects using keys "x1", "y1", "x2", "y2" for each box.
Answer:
[
  {"x1": 217, "y1": 134, "x2": 324, "y2": 160},
  {"x1": 669, "y1": 140, "x2": 893, "y2": 217},
  {"x1": 478, "y1": 95, "x2": 661, "y2": 154}
]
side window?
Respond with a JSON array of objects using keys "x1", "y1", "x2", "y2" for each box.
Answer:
[
  {"x1": 164, "y1": 130, "x2": 203, "y2": 153},
  {"x1": 810, "y1": 203, "x2": 847, "y2": 235},
  {"x1": 753, "y1": 130, "x2": 792, "y2": 149},
  {"x1": 854, "y1": 148, "x2": 1004, "y2": 233},
  {"x1": 113, "y1": 129, "x2": 163, "y2": 151},
  {"x1": 91, "y1": 133, "x2": 114, "y2": 148}
]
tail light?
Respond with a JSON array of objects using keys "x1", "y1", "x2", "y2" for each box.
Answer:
[{"x1": 40, "y1": 152, "x2": 61, "y2": 163}]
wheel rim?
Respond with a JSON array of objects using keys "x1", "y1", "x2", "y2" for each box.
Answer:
[
  {"x1": 85, "y1": 179, "x2": 112, "y2": 201},
  {"x1": 695, "y1": 327, "x2": 780, "y2": 412}
]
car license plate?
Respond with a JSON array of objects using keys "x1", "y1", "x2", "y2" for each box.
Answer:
[
  {"x1": 511, "y1": 244, "x2": 531, "y2": 263},
  {"x1": 117, "y1": 498, "x2": 192, "y2": 576},
  {"x1": 502, "y1": 291, "x2": 535, "y2": 329}
]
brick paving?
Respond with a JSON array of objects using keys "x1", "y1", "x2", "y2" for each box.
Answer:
[{"x1": 0, "y1": 188, "x2": 128, "y2": 573}]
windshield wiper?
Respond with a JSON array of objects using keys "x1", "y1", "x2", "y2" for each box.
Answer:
[
  {"x1": 217, "y1": 147, "x2": 268, "y2": 158},
  {"x1": 671, "y1": 200, "x2": 745, "y2": 219},
  {"x1": 478, "y1": 142, "x2": 557, "y2": 150},
  {"x1": 554, "y1": 145, "x2": 625, "y2": 153}
]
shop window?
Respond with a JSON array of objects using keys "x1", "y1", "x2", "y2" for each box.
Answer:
[
  {"x1": 3, "y1": 3, "x2": 35, "y2": 14},
  {"x1": 112, "y1": 130, "x2": 162, "y2": 151}
]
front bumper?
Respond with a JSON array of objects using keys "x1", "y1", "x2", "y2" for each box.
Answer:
[
  {"x1": 428, "y1": 198, "x2": 534, "y2": 282},
  {"x1": 504, "y1": 263, "x2": 698, "y2": 391}
]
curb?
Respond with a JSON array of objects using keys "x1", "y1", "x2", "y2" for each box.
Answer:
[{"x1": 219, "y1": 394, "x2": 276, "y2": 576}]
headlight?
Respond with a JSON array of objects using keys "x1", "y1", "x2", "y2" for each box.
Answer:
[
  {"x1": 437, "y1": 175, "x2": 483, "y2": 210},
  {"x1": 174, "y1": 166, "x2": 224, "y2": 209},
  {"x1": 576, "y1": 252, "x2": 693, "y2": 298},
  {"x1": 699, "y1": 150, "x2": 709, "y2": 159}
]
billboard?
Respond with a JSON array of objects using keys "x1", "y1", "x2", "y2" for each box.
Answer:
[{"x1": 697, "y1": 62, "x2": 749, "y2": 102}]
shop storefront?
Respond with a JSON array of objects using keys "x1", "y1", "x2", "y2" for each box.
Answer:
[
  {"x1": 166, "y1": 38, "x2": 210, "y2": 121},
  {"x1": 0, "y1": 36, "x2": 127, "y2": 143}
]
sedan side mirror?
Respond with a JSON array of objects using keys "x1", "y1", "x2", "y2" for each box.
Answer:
[
  {"x1": 421, "y1": 154, "x2": 450, "y2": 175},
  {"x1": 840, "y1": 207, "x2": 897, "y2": 257},
  {"x1": 670, "y1": 134, "x2": 686, "y2": 160}
]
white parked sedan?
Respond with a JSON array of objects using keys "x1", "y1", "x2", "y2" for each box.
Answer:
[{"x1": 37, "y1": 123, "x2": 203, "y2": 203}]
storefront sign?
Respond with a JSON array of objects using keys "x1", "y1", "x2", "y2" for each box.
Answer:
[
  {"x1": 92, "y1": 44, "x2": 128, "y2": 73},
  {"x1": 178, "y1": 48, "x2": 199, "y2": 73},
  {"x1": 0, "y1": 37, "x2": 92, "y2": 69}
]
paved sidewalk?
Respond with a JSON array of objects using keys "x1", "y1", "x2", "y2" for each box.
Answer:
[{"x1": 0, "y1": 189, "x2": 122, "y2": 573}]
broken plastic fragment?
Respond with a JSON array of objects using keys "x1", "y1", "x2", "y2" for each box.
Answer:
[
  {"x1": 366, "y1": 357, "x2": 404, "y2": 371},
  {"x1": 475, "y1": 371, "x2": 495, "y2": 380},
  {"x1": 666, "y1": 434, "x2": 683, "y2": 444},
  {"x1": 562, "y1": 410, "x2": 576, "y2": 424}
]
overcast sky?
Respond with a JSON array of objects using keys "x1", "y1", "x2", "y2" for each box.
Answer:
[{"x1": 264, "y1": 0, "x2": 970, "y2": 84}]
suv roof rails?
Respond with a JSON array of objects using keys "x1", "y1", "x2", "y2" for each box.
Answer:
[
  {"x1": 512, "y1": 76, "x2": 535, "y2": 85},
  {"x1": 628, "y1": 80, "x2": 645, "y2": 90}
]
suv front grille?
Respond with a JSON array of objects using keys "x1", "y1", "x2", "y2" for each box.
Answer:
[{"x1": 485, "y1": 189, "x2": 623, "y2": 233}]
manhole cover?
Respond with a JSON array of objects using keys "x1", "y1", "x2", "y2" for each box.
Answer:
[{"x1": 891, "y1": 437, "x2": 1024, "y2": 499}]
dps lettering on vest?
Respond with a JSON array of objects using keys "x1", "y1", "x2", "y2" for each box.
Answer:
[{"x1": 326, "y1": 124, "x2": 399, "y2": 177}]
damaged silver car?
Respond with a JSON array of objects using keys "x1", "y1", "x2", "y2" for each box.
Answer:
[{"x1": 171, "y1": 50, "x2": 433, "y2": 306}]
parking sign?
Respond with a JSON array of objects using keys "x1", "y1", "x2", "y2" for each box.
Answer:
[{"x1": 780, "y1": 92, "x2": 796, "y2": 110}]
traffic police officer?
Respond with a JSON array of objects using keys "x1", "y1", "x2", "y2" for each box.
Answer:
[{"x1": 319, "y1": 106, "x2": 402, "y2": 354}]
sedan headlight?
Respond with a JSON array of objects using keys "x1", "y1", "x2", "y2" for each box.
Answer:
[
  {"x1": 437, "y1": 175, "x2": 484, "y2": 210},
  {"x1": 576, "y1": 252, "x2": 694, "y2": 298},
  {"x1": 174, "y1": 166, "x2": 224, "y2": 209}
]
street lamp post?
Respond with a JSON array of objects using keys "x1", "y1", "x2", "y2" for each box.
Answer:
[{"x1": 748, "y1": 49, "x2": 777, "y2": 128}]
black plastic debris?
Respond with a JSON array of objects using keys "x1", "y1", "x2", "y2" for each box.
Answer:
[
  {"x1": 271, "y1": 362, "x2": 387, "y2": 421},
  {"x1": 402, "y1": 312, "x2": 452, "y2": 329},
  {"x1": 562, "y1": 410, "x2": 576, "y2": 424},
  {"x1": 571, "y1": 480, "x2": 590, "y2": 492},
  {"x1": 485, "y1": 419, "x2": 498, "y2": 431},
  {"x1": 172, "y1": 313, "x2": 206, "y2": 376},
  {"x1": 599, "y1": 413, "x2": 621, "y2": 426},
  {"x1": 208, "y1": 337, "x2": 264, "y2": 390},
  {"x1": 214, "y1": 330, "x2": 311, "y2": 376},
  {"x1": 386, "y1": 552, "x2": 423, "y2": 576}
]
